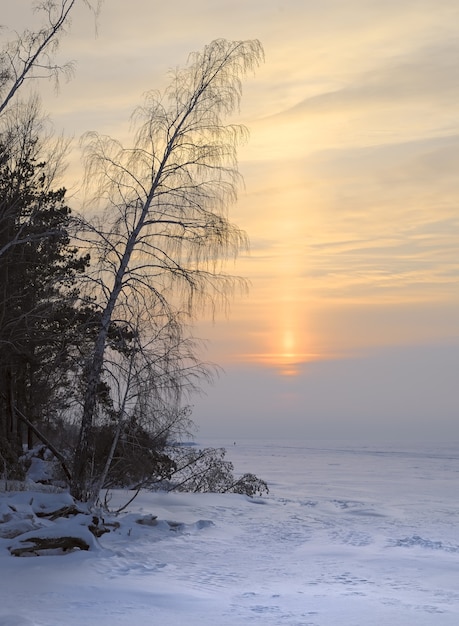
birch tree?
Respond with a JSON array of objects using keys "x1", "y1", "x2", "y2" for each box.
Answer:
[
  {"x1": 71, "y1": 38, "x2": 263, "y2": 501},
  {"x1": 0, "y1": 0, "x2": 102, "y2": 116}
]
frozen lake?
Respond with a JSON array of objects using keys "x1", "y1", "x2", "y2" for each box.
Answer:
[{"x1": 1, "y1": 438, "x2": 459, "y2": 625}]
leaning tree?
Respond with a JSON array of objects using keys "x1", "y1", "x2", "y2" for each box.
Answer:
[
  {"x1": 71, "y1": 38, "x2": 263, "y2": 501},
  {"x1": 0, "y1": 0, "x2": 102, "y2": 116}
]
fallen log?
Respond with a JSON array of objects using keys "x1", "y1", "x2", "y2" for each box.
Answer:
[{"x1": 9, "y1": 535, "x2": 90, "y2": 556}]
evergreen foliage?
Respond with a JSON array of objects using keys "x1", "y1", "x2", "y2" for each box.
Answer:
[{"x1": 0, "y1": 113, "x2": 90, "y2": 471}]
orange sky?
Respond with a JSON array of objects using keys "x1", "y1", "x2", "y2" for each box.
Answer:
[{"x1": 4, "y1": 0, "x2": 459, "y2": 438}]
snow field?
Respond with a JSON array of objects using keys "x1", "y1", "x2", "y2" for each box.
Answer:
[{"x1": 1, "y1": 439, "x2": 458, "y2": 625}]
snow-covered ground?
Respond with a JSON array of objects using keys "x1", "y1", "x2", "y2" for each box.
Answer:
[{"x1": 1, "y1": 438, "x2": 459, "y2": 625}]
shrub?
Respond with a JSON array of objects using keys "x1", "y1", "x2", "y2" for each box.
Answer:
[{"x1": 163, "y1": 447, "x2": 269, "y2": 497}]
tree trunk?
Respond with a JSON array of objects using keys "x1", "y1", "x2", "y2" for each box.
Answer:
[
  {"x1": 70, "y1": 326, "x2": 108, "y2": 500},
  {"x1": 71, "y1": 220, "x2": 148, "y2": 501}
]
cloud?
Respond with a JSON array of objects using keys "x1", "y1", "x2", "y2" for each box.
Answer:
[
  {"x1": 237, "y1": 132, "x2": 459, "y2": 306},
  {"x1": 290, "y1": 59, "x2": 459, "y2": 116}
]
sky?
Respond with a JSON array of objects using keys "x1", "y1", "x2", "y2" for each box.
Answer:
[{"x1": 3, "y1": 0, "x2": 459, "y2": 440}]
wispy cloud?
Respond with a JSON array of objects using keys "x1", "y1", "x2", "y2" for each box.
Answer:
[{"x1": 273, "y1": 41, "x2": 459, "y2": 119}]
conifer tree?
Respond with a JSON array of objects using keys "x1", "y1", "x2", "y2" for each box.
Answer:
[{"x1": 0, "y1": 104, "x2": 90, "y2": 472}]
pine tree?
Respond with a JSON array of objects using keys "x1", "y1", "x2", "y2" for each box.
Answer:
[{"x1": 0, "y1": 116, "x2": 90, "y2": 473}]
